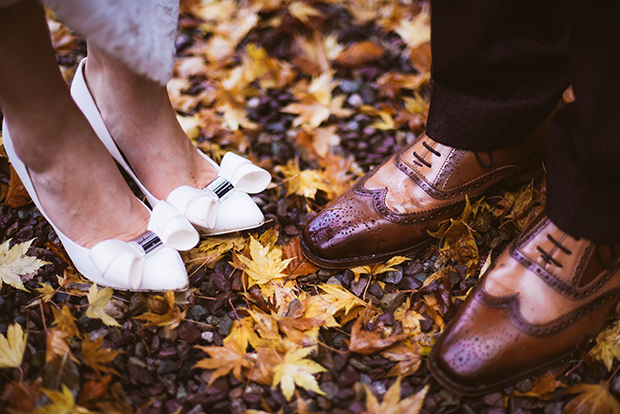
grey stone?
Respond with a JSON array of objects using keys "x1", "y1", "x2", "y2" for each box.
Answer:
[
  {"x1": 380, "y1": 292, "x2": 406, "y2": 312},
  {"x1": 326, "y1": 276, "x2": 342, "y2": 285},
  {"x1": 320, "y1": 381, "x2": 339, "y2": 400},
  {"x1": 383, "y1": 267, "x2": 403, "y2": 284},
  {"x1": 157, "y1": 360, "x2": 178, "y2": 375},
  {"x1": 189, "y1": 305, "x2": 207, "y2": 321},
  {"x1": 218, "y1": 314, "x2": 233, "y2": 336}
]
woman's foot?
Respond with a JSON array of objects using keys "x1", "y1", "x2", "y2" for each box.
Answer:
[
  {"x1": 0, "y1": 0, "x2": 149, "y2": 250},
  {"x1": 83, "y1": 46, "x2": 218, "y2": 202},
  {"x1": 5, "y1": 100, "x2": 150, "y2": 249}
]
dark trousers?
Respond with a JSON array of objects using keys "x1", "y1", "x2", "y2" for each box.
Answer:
[{"x1": 425, "y1": 0, "x2": 620, "y2": 242}]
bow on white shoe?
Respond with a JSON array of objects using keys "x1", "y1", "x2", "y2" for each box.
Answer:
[
  {"x1": 71, "y1": 58, "x2": 272, "y2": 235},
  {"x1": 89, "y1": 202, "x2": 197, "y2": 290},
  {"x1": 165, "y1": 152, "x2": 271, "y2": 234}
]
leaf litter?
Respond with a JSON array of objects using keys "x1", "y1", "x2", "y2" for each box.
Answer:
[{"x1": 0, "y1": 0, "x2": 615, "y2": 413}]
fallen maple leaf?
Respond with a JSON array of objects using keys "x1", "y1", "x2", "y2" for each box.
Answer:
[
  {"x1": 313, "y1": 283, "x2": 368, "y2": 321},
  {"x1": 590, "y1": 320, "x2": 620, "y2": 370},
  {"x1": 183, "y1": 233, "x2": 245, "y2": 269},
  {"x1": 365, "y1": 377, "x2": 428, "y2": 414},
  {"x1": 4, "y1": 165, "x2": 31, "y2": 208},
  {"x1": 272, "y1": 347, "x2": 326, "y2": 401},
  {"x1": 350, "y1": 255, "x2": 410, "y2": 282},
  {"x1": 282, "y1": 236, "x2": 320, "y2": 279},
  {"x1": 134, "y1": 291, "x2": 186, "y2": 330},
  {"x1": 0, "y1": 323, "x2": 27, "y2": 368},
  {"x1": 1, "y1": 380, "x2": 41, "y2": 414},
  {"x1": 33, "y1": 384, "x2": 92, "y2": 414},
  {"x1": 51, "y1": 305, "x2": 79, "y2": 338},
  {"x1": 349, "y1": 309, "x2": 408, "y2": 355},
  {"x1": 34, "y1": 282, "x2": 57, "y2": 304},
  {"x1": 194, "y1": 340, "x2": 252, "y2": 387},
  {"x1": 382, "y1": 341, "x2": 422, "y2": 377},
  {"x1": 0, "y1": 239, "x2": 48, "y2": 291},
  {"x1": 81, "y1": 336, "x2": 123, "y2": 376},
  {"x1": 223, "y1": 316, "x2": 259, "y2": 352},
  {"x1": 565, "y1": 383, "x2": 620, "y2": 414},
  {"x1": 46, "y1": 328, "x2": 75, "y2": 364},
  {"x1": 513, "y1": 372, "x2": 566, "y2": 400},
  {"x1": 394, "y1": 6, "x2": 430, "y2": 51},
  {"x1": 288, "y1": 1, "x2": 321, "y2": 24},
  {"x1": 275, "y1": 158, "x2": 332, "y2": 199},
  {"x1": 282, "y1": 71, "x2": 353, "y2": 129},
  {"x1": 335, "y1": 40, "x2": 384, "y2": 67},
  {"x1": 85, "y1": 285, "x2": 121, "y2": 327},
  {"x1": 237, "y1": 235, "x2": 293, "y2": 288}
]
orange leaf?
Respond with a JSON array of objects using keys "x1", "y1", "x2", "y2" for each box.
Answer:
[
  {"x1": 4, "y1": 165, "x2": 30, "y2": 208},
  {"x1": 335, "y1": 41, "x2": 384, "y2": 67},
  {"x1": 565, "y1": 383, "x2": 620, "y2": 414},
  {"x1": 282, "y1": 237, "x2": 320, "y2": 279},
  {"x1": 348, "y1": 309, "x2": 408, "y2": 355}
]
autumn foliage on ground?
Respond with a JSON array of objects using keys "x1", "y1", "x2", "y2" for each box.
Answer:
[{"x1": 1, "y1": 1, "x2": 620, "y2": 413}]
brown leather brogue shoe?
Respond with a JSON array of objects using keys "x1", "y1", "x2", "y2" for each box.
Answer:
[
  {"x1": 302, "y1": 117, "x2": 551, "y2": 268},
  {"x1": 428, "y1": 214, "x2": 620, "y2": 395}
]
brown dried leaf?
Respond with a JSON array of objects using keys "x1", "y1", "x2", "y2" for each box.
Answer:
[
  {"x1": 4, "y1": 166, "x2": 30, "y2": 208},
  {"x1": 134, "y1": 291, "x2": 186, "y2": 330},
  {"x1": 194, "y1": 340, "x2": 252, "y2": 387},
  {"x1": 282, "y1": 237, "x2": 320, "y2": 279},
  {"x1": 365, "y1": 377, "x2": 428, "y2": 414},
  {"x1": 335, "y1": 41, "x2": 384, "y2": 67},
  {"x1": 348, "y1": 309, "x2": 408, "y2": 355},
  {"x1": 565, "y1": 383, "x2": 620, "y2": 414},
  {"x1": 513, "y1": 372, "x2": 566, "y2": 400},
  {"x1": 81, "y1": 336, "x2": 122, "y2": 376},
  {"x1": 382, "y1": 342, "x2": 422, "y2": 377}
]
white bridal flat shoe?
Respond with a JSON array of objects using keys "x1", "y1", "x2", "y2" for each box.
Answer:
[
  {"x1": 2, "y1": 120, "x2": 199, "y2": 292},
  {"x1": 71, "y1": 58, "x2": 272, "y2": 235}
]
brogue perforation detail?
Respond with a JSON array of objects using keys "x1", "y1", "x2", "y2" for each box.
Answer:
[{"x1": 478, "y1": 286, "x2": 620, "y2": 338}]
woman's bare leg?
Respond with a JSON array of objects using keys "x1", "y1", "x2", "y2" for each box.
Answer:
[
  {"x1": 0, "y1": 0, "x2": 149, "y2": 248},
  {"x1": 84, "y1": 45, "x2": 218, "y2": 201}
]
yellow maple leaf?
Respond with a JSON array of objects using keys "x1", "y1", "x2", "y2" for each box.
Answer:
[
  {"x1": 272, "y1": 347, "x2": 326, "y2": 401},
  {"x1": 365, "y1": 378, "x2": 428, "y2": 414},
  {"x1": 34, "y1": 282, "x2": 57, "y2": 304},
  {"x1": 282, "y1": 71, "x2": 353, "y2": 128},
  {"x1": 33, "y1": 384, "x2": 93, "y2": 414},
  {"x1": 81, "y1": 335, "x2": 123, "y2": 376},
  {"x1": 591, "y1": 320, "x2": 620, "y2": 370},
  {"x1": 134, "y1": 291, "x2": 186, "y2": 330},
  {"x1": 223, "y1": 316, "x2": 260, "y2": 352},
  {"x1": 314, "y1": 283, "x2": 368, "y2": 320},
  {"x1": 46, "y1": 328, "x2": 76, "y2": 363},
  {"x1": 394, "y1": 7, "x2": 430, "y2": 51},
  {"x1": 243, "y1": 44, "x2": 294, "y2": 89},
  {"x1": 513, "y1": 372, "x2": 566, "y2": 400},
  {"x1": 288, "y1": 1, "x2": 321, "y2": 24},
  {"x1": 403, "y1": 94, "x2": 430, "y2": 115},
  {"x1": 194, "y1": 340, "x2": 252, "y2": 387},
  {"x1": 0, "y1": 239, "x2": 49, "y2": 291},
  {"x1": 184, "y1": 233, "x2": 245, "y2": 269},
  {"x1": 382, "y1": 342, "x2": 422, "y2": 377},
  {"x1": 0, "y1": 323, "x2": 27, "y2": 368},
  {"x1": 51, "y1": 305, "x2": 79, "y2": 338},
  {"x1": 360, "y1": 104, "x2": 396, "y2": 130},
  {"x1": 565, "y1": 383, "x2": 620, "y2": 414},
  {"x1": 237, "y1": 236, "x2": 293, "y2": 288},
  {"x1": 311, "y1": 126, "x2": 340, "y2": 158},
  {"x1": 275, "y1": 158, "x2": 332, "y2": 199},
  {"x1": 350, "y1": 256, "x2": 411, "y2": 282},
  {"x1": 85, "y1": 285, "x2": 121, "y2": 327}
]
